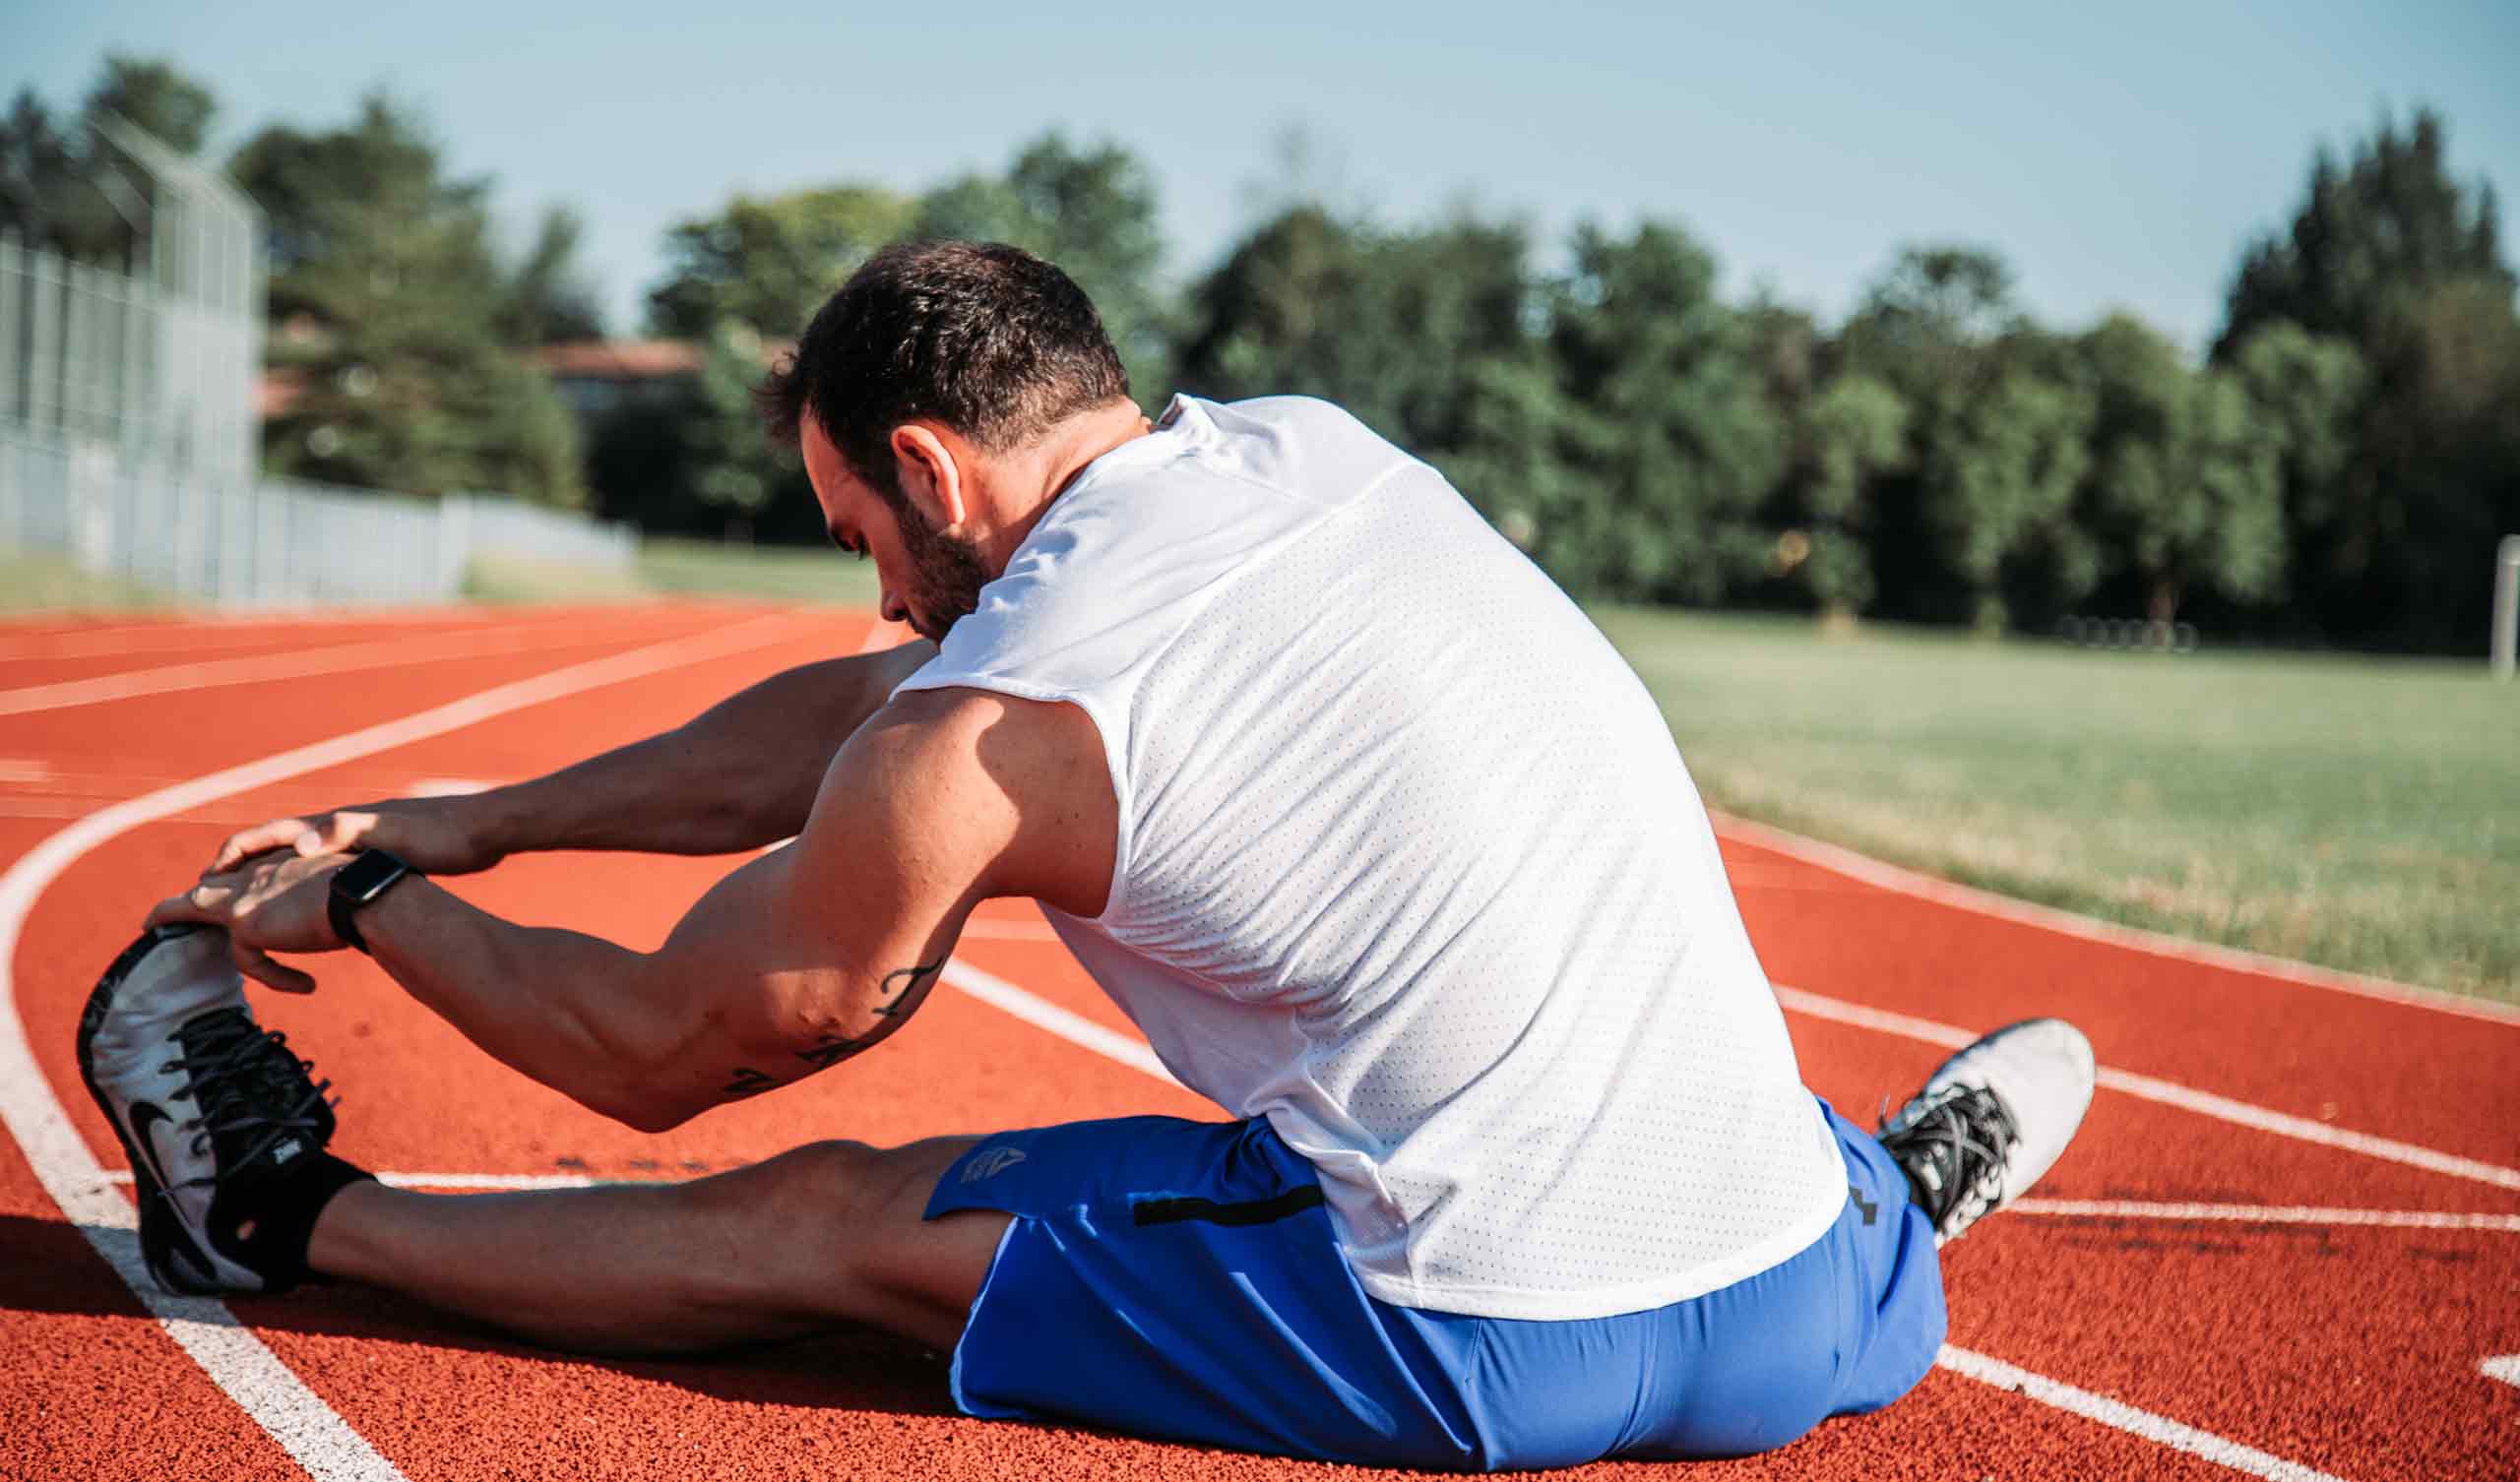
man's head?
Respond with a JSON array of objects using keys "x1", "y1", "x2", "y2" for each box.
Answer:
[{"x1": 759, "y1": 240, "x2": 1138, "y2": 642}]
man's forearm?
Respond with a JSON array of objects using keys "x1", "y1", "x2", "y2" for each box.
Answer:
[
  {"x1": 465, "y1": 641, "x2": 932, "y2": 859},
  {"x1": 353, "y1": 876, "x2": 696, "y2": 1130}
]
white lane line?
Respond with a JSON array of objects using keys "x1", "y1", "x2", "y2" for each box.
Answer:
[
  {"x1": 941, "y1": 957, "x2": 2354, "y2": 1482},
  {"x1": 958, "y1": 918, "x2": 1063, "y2": 943},
  {"x1": 1937, "y1": 1345, "x2": 2350, "y2": 1482},
  {"x1": 2011, "y1": 1200, "x2": 2520, "y2": 1232},
  {"x1": 0, "y1": 605, "x2": 510, "y2": 660},
  {"x1": 0, "y1": 612, "x2": 690, "y2": 716},
  {"x1": 400, "y1": 776, "x2": 498, "y2": 798},
  {"x1": 941, "y1": 959, "x2": 1182, "y2": 1086},
  {"x1": 1719, "y1": 813, "x2": 2520, "y2": 1028},
  {"x1": 0, "y1": 608, "x2": 810, "y2": 1482},
  {"x1": 2484, "y1": 1355, "x2": 2520, "y2": 1389},
  {"x1": 1774, "y1": 983, "x2": 2520, "y2": 1193}
]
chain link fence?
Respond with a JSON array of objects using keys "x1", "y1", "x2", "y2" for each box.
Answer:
[{"x1": 2, "y1": 118, "x2": 638, "y2": 607}]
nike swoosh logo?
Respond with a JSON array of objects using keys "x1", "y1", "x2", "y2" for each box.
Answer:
[{"x1": 127, "y1": 1100, "x2": 180, "y2": 1194}]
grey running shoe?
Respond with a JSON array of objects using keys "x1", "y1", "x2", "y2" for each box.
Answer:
[
  {"x1": 77, "y1": 924, "x2": 339, "y2": 1293},
  {"x1": 1876, "y1": 1018, "x2": 2096, "y2": 1245}
]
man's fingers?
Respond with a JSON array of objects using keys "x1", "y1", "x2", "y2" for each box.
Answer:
[
  {"x1": 212, "y1": 818, "x2": 312, "y2": 874},
  {"x1": 145, "y1": 888, "x2": 218, "y2": 930},
  {"x1": 234, "y1": 943, "x2": 317, "y2": 995}
]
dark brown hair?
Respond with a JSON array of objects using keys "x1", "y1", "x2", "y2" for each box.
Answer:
[{"x1": 757, "y1": 240, "x2": 1129, "y2": 501}]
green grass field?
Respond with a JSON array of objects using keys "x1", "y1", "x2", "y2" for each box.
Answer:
[
  {"x1": 0, "y1": 552, "x2": 180, "y2": 611},
  {"x1": 632, "y1": 536, "x2": 882, "y2": 605},
  {"x1": 1596, "y1": 607, "x2": 2519, "y2": 1003},
  {"x1": 461, "y1": 538, "x2": 883, "y2": 606}
]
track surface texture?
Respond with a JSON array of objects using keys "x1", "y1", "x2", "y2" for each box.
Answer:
[{"x1": 3, "y1": 603, "x2": 2513, "y2": 1481}]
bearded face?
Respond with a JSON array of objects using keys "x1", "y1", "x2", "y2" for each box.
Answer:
[{"x1": 891, "y1": 491, "x2": 991, "y2": 644}]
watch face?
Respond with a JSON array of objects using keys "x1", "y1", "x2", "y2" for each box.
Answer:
[{"x1": 335, "y1": 849, "x2": 410, "y2": 901}]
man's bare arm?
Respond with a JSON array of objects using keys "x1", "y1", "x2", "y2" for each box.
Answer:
[
  {"x1": 209, "y1": 641, "x2": 934, "y2": 875},
  {"x1": 158, "y1": 686, "x2": 1116, "y2": 1132}
]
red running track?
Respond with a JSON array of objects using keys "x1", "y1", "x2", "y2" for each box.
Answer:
[{"x1": 2, "y1": 602, "x2": 2513, "y2": 1482}]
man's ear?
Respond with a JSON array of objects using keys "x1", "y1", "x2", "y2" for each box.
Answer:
[{"x1": 890, "y1": 424, "x2": 969, "y2": 529}]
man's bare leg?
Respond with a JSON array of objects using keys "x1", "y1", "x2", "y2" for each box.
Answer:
[{"x1": 305, "y1": 1136, "x2": 1007, "y2": 1355}]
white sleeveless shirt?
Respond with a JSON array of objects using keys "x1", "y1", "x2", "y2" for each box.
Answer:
[{"x1": 897, "y1": 395, "x2": 1847, "y2": 1321}]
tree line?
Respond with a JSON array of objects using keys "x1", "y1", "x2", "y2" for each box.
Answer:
[{"x1": 7, "y1": 57, "x2": 2514, "y2": 652}]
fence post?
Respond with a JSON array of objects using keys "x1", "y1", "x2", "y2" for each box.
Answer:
[
  {"x1": 67, "y1": 440, "x2": 113, "y2": 573},
  {"x1": 439, "y1": 492, "x2": 472, "y2": 598},
  {"x1": 2493, "y1": 535, "x2": 2520, "y2": 681},
  {"x1": 0, "y1": 234, "x2": 21, "y2": 427}
]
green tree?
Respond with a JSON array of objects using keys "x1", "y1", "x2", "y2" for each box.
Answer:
[
  {"x1": 1769, "y1": 372, "x2": 1908, "y2": 616},
  {"x1": 1911, "y1": 365, "x2": 2094, "y2": 630},
  {"x1": 1173, "y1": 205, "x2": 1381, "y2": 403},
  {"x1": 496, "y1": 205, "x2": 604, "y2": 344},
  {"x1": 2351, "y1": 278, "x2": 2520, "y2": 650},
  {"x1": 84, "y1": 55, "x2": 216, "y2": 155},
  {"x1": 2216, "y1": 109, "x2": 2520, "y2": 649},
  {"x1": 1, "y1": 55, "x2": 220, "y2": 265},
  {"x1": 230, "y1": 96, "x2": 583, "y2": 504},
  {"x1": 1840, "y1": 245, "x2": 2093, "y2": 629},
  {"x1": 2072, "y1": 315, "x2": 2283, "y2": 627},
  {"x1": 0, "y1": 90, "x2": 82, "y2": 250},
  {"x1": 2215, "y1": 109, "x2": 2511, "y2": 358},
  {"x1": 1542, "y1": 221, "x2": 1788, "y2": 604},
  {"x1": 646, "y1": 184, "x2": 916, "y2": 340}
]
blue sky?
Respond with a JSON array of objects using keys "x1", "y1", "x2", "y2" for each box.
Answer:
[{"x1": 14, "y1": 1, "x2": 2517, "y2": 353}]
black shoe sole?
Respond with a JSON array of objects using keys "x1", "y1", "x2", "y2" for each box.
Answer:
[{"x1": 75, "y1": 924, "x2": 226, "y2": 1296}]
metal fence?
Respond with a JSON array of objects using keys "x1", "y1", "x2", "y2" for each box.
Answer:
[
  {"x1": 0, "y1": 427, "x2": 637, "y2": 606},
  {"x1": 0, "y1": 118, "x2": 264, "y2": 484},
  {"x1": 2, "y1": 118, "x2": 640, "y2": 608}
]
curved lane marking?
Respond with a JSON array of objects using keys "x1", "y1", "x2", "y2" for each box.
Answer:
[
  {"x1": 1772, "y1": 983, "x2": 2520, "y2": 1192},
  {"x1": 2484, "y1": 1355, "x2": 2520, "y2": 1388},
  {"x1": 1718, "y1": 813, "x2": 2520, "y2": 1028},
  {"x1": 0, "y1": 609, "x2": 813, "y2": 1482},
  {"x1": 0, "y1": 606, "x2": 2432, "y2": 1482},
  {"x1": 0, "y1": 610, "x2": 508, "y2": 663},
  {"x1": 0, "y1": 610, "x2": 699, "y2": 716}
]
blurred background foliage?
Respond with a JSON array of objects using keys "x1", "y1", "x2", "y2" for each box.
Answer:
[{"x1": 6, "y1": 55, "x2": 2515, "y2": 654}]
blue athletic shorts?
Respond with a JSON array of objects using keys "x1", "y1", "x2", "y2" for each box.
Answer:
[{"x1": 923, "y1": 1098, "x2": 1945, "y2": 1470}]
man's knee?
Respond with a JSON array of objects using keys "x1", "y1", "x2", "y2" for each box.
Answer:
[{"x1": 678, "y1": 1137, "x2": 991, "y2": 1340}]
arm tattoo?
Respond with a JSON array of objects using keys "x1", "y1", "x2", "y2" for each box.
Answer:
[
  {"x1": 722, "y1": 957, "x2": 946, "y2": 1096},
  {"x1": 723, "y1": 1066, "x2": 781, "y2": 1098}
]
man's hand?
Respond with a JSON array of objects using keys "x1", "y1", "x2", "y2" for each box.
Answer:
[
  {"x1": 209, "y1": 798, "x2": 496, "y2": 878},
  {"x1": 150, "y1": 852, "x2": 355, "y2": 994}
]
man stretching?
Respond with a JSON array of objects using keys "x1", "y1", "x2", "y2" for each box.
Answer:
[{"x1": 81, "y1": 241, "x2": 2094, "y2": 1469}]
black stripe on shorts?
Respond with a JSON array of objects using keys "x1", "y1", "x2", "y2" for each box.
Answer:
[{"x1": 1131, "y1": 1184, "x2": 1327, "y2": 1228}]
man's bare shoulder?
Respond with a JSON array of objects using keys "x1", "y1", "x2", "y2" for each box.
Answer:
[{"x1": 826, "y1": 684, "x2": 1117, "y2": 917}]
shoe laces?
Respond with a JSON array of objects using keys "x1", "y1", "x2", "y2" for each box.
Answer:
[
  {"x1": 1877, "y1": 1082, "x2": 2020, "y2": 1245},
  {"x1": 157, "y1": 1009, "x2": 335, "y2": 1187}
]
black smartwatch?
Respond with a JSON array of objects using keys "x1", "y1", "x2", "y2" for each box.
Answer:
[{"x1": 328, "y1": 849, "x2": 417, "y2": 954}]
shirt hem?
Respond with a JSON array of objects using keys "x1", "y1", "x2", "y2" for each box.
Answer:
[{"x1": 1348, "y1": 1170, "x2": 1850, "y2": 1323}]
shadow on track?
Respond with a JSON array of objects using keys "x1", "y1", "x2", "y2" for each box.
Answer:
[{"x1": 0, "y1": 1211, "x2": 961, "y2": 1418}]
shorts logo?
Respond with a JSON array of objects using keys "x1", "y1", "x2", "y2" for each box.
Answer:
[{"x1": 961, "y1": 1146, "x2": 1028, "y2": 1183}]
